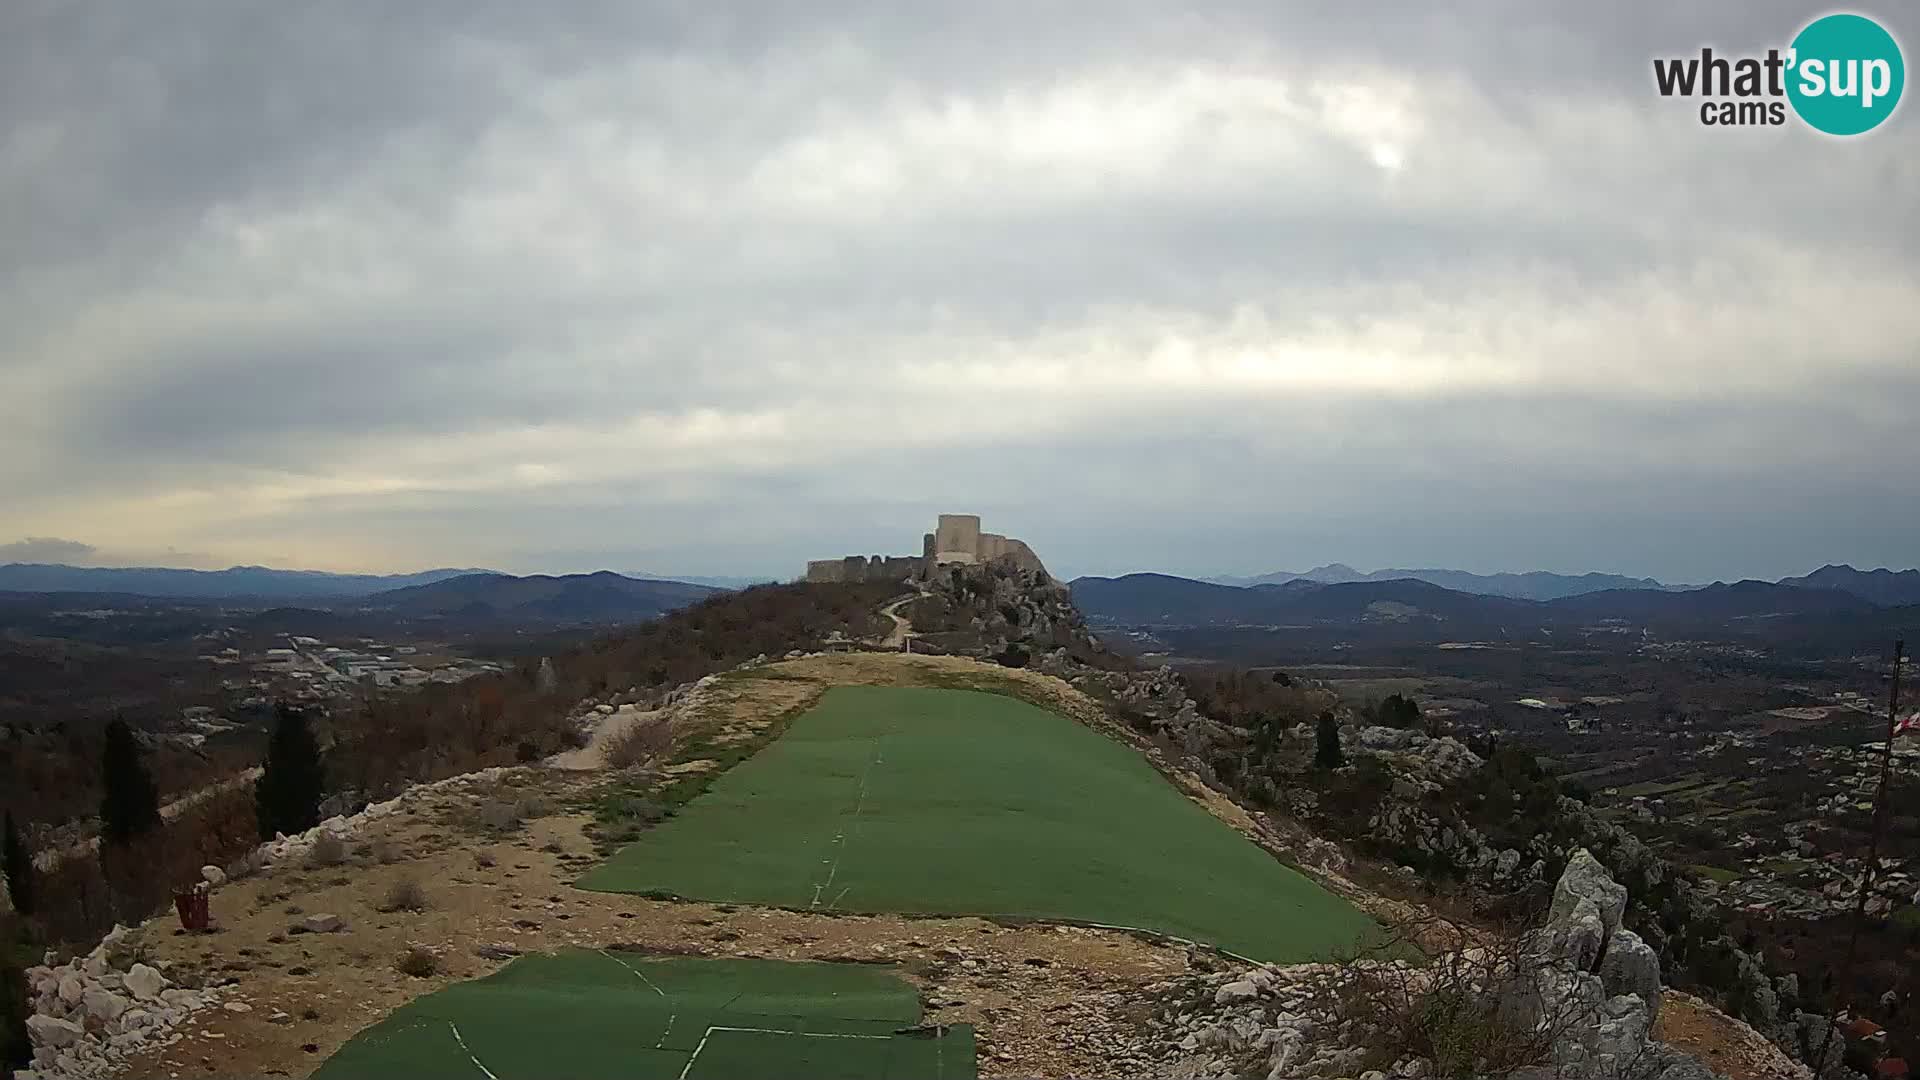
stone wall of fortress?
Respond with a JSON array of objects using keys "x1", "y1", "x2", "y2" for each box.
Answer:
[
  {"x1": 804, "y1": 513, "x2": 1049, "y2": 583},
  {"x1": 804, "y1": 554, "x2": 922, "y2": 584}
]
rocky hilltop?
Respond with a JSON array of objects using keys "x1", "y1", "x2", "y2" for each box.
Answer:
[{"x1": 6, "y1": 570, "x2": 1846, "y2": 1080}]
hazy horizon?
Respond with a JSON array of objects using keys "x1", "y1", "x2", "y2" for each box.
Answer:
[
  {"x1": 6, "y1": 4, "x2": 1916, "y2": 584},
  {"x1": 6, "y1": 536, "x2": 1913, "y2": 589}
]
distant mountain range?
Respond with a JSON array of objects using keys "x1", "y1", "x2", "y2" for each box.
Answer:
[
  {"x1": 1774, "y1": 564, "x2": 1920, "y2": 607},
  {"x1": 0, "y1": 562, "x2": 758, "y2": 603},
  {"x1": 0, "y1": 563, "x2": 494, "y2": 599},
  {"x1": 632, "y1": 573, "x2": 778, "y2": 590},
  {"x1": 1070, "y1": 570, "x2": 1906, "y2": 635},
  {"x1": 1205, "y1": 562, "x2": 1920, "y2": 607},
  {"x1": 1207, "y1": 564, "x2": 1670, "y2": 601},
  {"x1": 363, "y1": 572, "x2": 718, "y2": 621}
]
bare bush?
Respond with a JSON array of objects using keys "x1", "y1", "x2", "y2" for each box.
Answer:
[
  {"x1": 395, "y1": 945, "x2": 440, "y2": 978},
  {"x1": 369, "y1": 837, "x2": 399, "y2": 865},
  {"x1": 605, "y1": 717, "x2": 674, "y2": 770},
  {"x1": 306, "y1": 833, "x2": 346, "y2": 868},
  {"x1": 1300, "y1": 912, "x2": 1586, "y2": 1080},
  {"x1": 473, "y1": 851, "x2": 496, "y2": 869},
  {"x1": 379, "y1": 875, "x2": 429, "y2": 913}
]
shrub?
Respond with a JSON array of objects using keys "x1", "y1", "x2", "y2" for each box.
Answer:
[
  {"x1": 598, "y1": 795, "x2": 667, "y2": 829},
  {"x1": 473, "y1": 851, "x2": 496, "y2": 869},
  {"x1": 395, "y1": 945, "x2": 440, "y2": 977},
  {"x1": 381, "y1": 875, "x2": 429, "y2": 913},
  {"x1": 1302, "y1": 913, "x2": 1584, "y2": 1080},
  {"x1": 370, "y1": 838, "x2": 399, "y2": 865},
  {"x1": 307, "y1": 833, "x2": 347, "y2": 868},
  {"x1": 605, "y1": 718, "x2": 673, "y2": 771}
]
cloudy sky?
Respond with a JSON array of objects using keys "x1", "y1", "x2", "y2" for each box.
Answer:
[{"x1": 3, "y1": 2, "x2": 1916, "y2": 584}]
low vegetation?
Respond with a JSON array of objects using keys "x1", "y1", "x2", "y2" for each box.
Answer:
[
  {"x1": 308, "y1": 832, "x2": 347, "y2": 868},
  {"x1": 380, "y1": 875, "x2": 429, "y2": 914},
  {"x1": 394, "y1": 945, "x2": 440, "y2": 978},
  {"x1": 603, "y1": 716, "x2": 673, "y2": 771}
]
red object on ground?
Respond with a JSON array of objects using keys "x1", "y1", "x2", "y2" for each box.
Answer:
[
  {"x1": 1876, "y1": 1059, "x2": 1909, "y2": 1080},
  {"x1": 173, "y1": 885, "x2": 210, "y2": 931}
]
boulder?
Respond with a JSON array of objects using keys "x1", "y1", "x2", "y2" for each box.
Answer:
[
  {"x1": 1214, "y1": 979, "x2": 1259, "y2": 1004},
  {"x1": 1358, "y1": 726, "x2": 1419, "y2": 751},
  {"x1": 124, "y1": 963, "x2": 167, "y2": 1000},
  {"x1": 1493, "y1": 848, "x2": 1522, "y2": 881},
  {"x1": 298, "y1": 913, "x2": 346, "y2": 934},
  {"x1": 56, "y1": 973, "x2": 84, "y2": 1006},
  {"x1": 1563, "y1": 900, "x2": 1608, "y2": 972},
  {"x1": 1598, "y1": 928, "x2": 1663, "y2": 1021},
  {"x1": 25, "y1": 1015, "x2": 82, "y2": 1049},
  {"x1": 83, "y1": 988, "x2": 129, "y2": 1022},
  {"x1": 1550, "y1": 849, "x2": 1626, "y2": 944},
  {"x1": 201, "y1": 864, "x2": 226, "y2": 888},
  {"x1": 1416, "y1": 737, "x2": 1483, "y2": 778}
]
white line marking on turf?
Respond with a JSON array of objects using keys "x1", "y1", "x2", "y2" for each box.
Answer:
[
  {"x1": 447, "y1": 1021, "x2": 500, "y2": 1080},
  {"x1": 676, "y1": 1025, "x2": 895, "y2": 1080},
  {"x1": 599, "y1": 949, "x2": 678, "y2": 1048},
  {"x1": 811, "y1": 738, "x2": 882, "y2": 910}
]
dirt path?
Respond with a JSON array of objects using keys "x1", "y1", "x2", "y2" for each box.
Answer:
[
  {"x1": 546, "y1": 704, "x2": 663, "y2": 771},
  {"x1": 876, "y1": 588, "x2": 925, "y2": 649}
]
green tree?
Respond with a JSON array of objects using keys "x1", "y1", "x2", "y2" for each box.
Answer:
[
  {"x1": 1314, "y1": 711, "x2": 1345, "y2": 769},
  {"x1": 1375, "y1": 693, "x2": 1422, "y2": 730},
  {"x1": 1, "y1": 916, "x2": 33, "y2": 1077},
  {"x1": 99, "y1": 718, "x2": 161, "y2": 846},
  {"x1": 1, "y1": 812, "x2": 29, "y2": 916},
  {"x1": 256, "y1": 704, "x2": 327, "y2": 840}
]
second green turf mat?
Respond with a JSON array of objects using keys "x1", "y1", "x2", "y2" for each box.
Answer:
[{"x1": 580, "y1": 685, "x2": 1377, "y2": 962}]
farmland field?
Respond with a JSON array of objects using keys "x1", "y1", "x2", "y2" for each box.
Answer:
[
  {"x1": 580, "y1": 685, "x2": 1376, "y2": 962},
  {"x1": 312, "y1": 951, "x2": 972, "y2": 1080}
]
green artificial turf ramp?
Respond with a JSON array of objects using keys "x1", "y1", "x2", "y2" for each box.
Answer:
[
  {"x1": 312, "y1": 950, "x2": 973, "y2": 1080},
  {"x1": 580, "y1": 685, "x2": 1376, "y2": 962}
]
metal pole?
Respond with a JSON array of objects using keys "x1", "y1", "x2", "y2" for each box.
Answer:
[{"x1": 1814, "y1": 639, "x2": 1904, "y2": 1072}]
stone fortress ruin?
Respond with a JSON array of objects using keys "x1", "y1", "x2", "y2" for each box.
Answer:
[{"x1": 805, "y1": 514, "x2": 1049, "y2": 583}]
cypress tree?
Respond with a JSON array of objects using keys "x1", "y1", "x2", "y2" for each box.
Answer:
[
  {"x1": 256, "y1": 704, "x2": 326, "y2": 840},
  {"x1": 1, "y1": 933, "x2": 29, "y2": 1076},
  {"x1": 1314, "y1": 711, "x2": 1346, "y2": 770},
  {"x1": 1, "y1": 812, "x2": 29, "y2": 916},
  {"x1": 99, "y1": 718, "x2": 161, "y2": 846}
]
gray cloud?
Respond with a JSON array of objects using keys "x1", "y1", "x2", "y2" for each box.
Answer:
[
  {"x1": 0, "y1": 537, "x2": 97, "y2": 564},
  {"x1": 3, "y1": 2, "x2": 1916, "y2": 582}
]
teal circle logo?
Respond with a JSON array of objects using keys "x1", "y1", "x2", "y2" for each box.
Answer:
[{"x1": 1787, "y1": 13, "x2": 1905, "y2": 135}]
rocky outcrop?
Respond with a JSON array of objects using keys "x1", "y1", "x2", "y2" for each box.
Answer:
[
  {"x1": 1141, "y1": 852, "x2": 1725, "y2": 1080},
  {"x1": 20, "y1": 925, "x2": 228, "y2": 1079}
]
